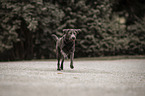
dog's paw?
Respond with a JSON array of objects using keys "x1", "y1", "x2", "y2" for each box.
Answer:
[
  {"x1": 60, "y1": 66, "x2": 63, "y2": 70},
  {"x1": 70, "y1": 65, "x2": 74, "y2": 69},
  {"x1": 57, "y1": 68, "x2": 61, "y2": 71}
]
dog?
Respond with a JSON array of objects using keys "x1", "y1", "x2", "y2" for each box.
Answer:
[{"x1": 52, "y1": 29, "x2": 80, "y2": 71}]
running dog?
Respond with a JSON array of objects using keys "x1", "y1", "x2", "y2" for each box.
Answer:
[{"x1": 52, "y1": 29, "x2": 80, "y2": 71}]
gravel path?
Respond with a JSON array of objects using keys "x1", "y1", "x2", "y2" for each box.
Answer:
[{"x1": 0, "y1": 59, "x2": 145, "y2": 96}]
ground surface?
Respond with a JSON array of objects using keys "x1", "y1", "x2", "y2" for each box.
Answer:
[{"x1": 0, "y1": 59, "x2": 145, "y2": 96}]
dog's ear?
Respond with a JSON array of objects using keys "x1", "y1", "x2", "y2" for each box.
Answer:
[
  {"x1": 63, "y1": 29, "x2": 69, "y2": 34},
  {"x1": 63, "y1": 30, "x2": 66, "y2": 34},
  {"x1": 75, "y1": 29, "x2": 81, "y2": 34}
]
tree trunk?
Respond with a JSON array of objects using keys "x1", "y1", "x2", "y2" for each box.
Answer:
[{"x1": 12, "y1": 19, "x2": 33, "y2": 60}]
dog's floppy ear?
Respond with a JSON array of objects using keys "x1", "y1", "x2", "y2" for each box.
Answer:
[
  {"x1": 63, "y1": 29, "x2": 69, "y2": 34},
  {"x1": 75, "y1": 29, "x2": 81, "y2": 34}
]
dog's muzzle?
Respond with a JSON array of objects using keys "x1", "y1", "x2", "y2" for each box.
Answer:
[
  {"x1": 70, "y1": 34, "x2": 76, "y2": 41},
  {"x1": 72, "y1": 37, "x2": 76, "y2": 41}
]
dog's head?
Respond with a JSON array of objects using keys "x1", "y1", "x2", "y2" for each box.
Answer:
[{"x1": 63, "y1": 29, "x2": 81, "y2": 41}]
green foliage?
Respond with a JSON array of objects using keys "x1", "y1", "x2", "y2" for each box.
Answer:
[
  {"x1": 0, "y1": 0, "x2": 145, "y2": 60},
  {"x1": 0, "y1": 0, "x2": 64, "y2": 60},
  {"x1": 0, "y1": 1, "x2": 20, "y2": 52},
  {"x1": 54, "y1": 0, "x2": 131, "y2": 57},
  {"x1": 127, "y1": 16, "x2": 145, "y2": 54}
]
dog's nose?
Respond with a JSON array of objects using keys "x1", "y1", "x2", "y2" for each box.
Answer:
[{"x1": 72, "y1": 37, "x2": 76, "y2": 40}]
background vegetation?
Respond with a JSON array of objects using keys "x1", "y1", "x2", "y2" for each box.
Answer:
[{"x1": 0, "y1": 0, "x2": 145, "y2": 61}]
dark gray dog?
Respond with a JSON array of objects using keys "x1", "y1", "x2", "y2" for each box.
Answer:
[{"x1": 52, "y1": 29, "x2": 80, "y2": 71}]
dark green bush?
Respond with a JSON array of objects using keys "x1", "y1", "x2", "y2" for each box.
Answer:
[{"x1": 0, "y1": 0, "x2": 145, "y2": 61}]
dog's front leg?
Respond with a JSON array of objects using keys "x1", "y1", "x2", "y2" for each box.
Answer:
[
  {"x1": 61, "y1": 50, "x2": 68, "y2": 59},
  {"x1": 56, "y1": 48, "x2": 61, "y2": 71},
  {"x1": 70, "y1": 52, "x2": 74, "y2": 69},
  {"x1": 60, "y1": 57, "x2": 64, "y2": 70}
]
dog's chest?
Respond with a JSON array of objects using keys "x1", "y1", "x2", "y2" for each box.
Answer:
[{"x1": 63, "y1": 42, "x2": 74, "y2": 53}]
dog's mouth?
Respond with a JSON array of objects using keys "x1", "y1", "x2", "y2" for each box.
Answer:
[
  {"x1": 71, "y1": 38, "x2": 75, "y2": 41},
  {"x1": 71, "y1": 37, "x2": 76, "y2": 41}
]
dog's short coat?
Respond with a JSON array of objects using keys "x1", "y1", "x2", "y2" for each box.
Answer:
[{"x1": 52, "y1": 29, "x2": 80, "y2": 71}]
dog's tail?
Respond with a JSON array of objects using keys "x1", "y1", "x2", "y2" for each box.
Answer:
[{"x1": 52, "y1": 34, "x2": 58, "y2": 41}]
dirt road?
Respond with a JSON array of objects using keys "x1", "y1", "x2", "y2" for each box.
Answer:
[{"x1": 0, "y1": 59, "x2": 145, "y2": 96}]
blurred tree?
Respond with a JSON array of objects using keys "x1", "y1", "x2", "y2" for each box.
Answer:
[
  {"x1": 127, "y1": 16, "x2": 145, "y2": 55},
  {"x1": 0, "y1": 0, "x2": 64, "y2": 60},
  {"x1": 0, "y1": 0, "x2": 145, "y2": 61},
  {"x1": 49, "y1": 0, "x2": 112, "y2": 57},
  {"x1": 112, "y1": 0, "x2": 145, "y2": 55},
  {"x1": 112, "y1": 0, "x2": 145, "y2": 25},
  {"x1": 51, "y1": 0, "x2": 128, "y2": 57}
]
